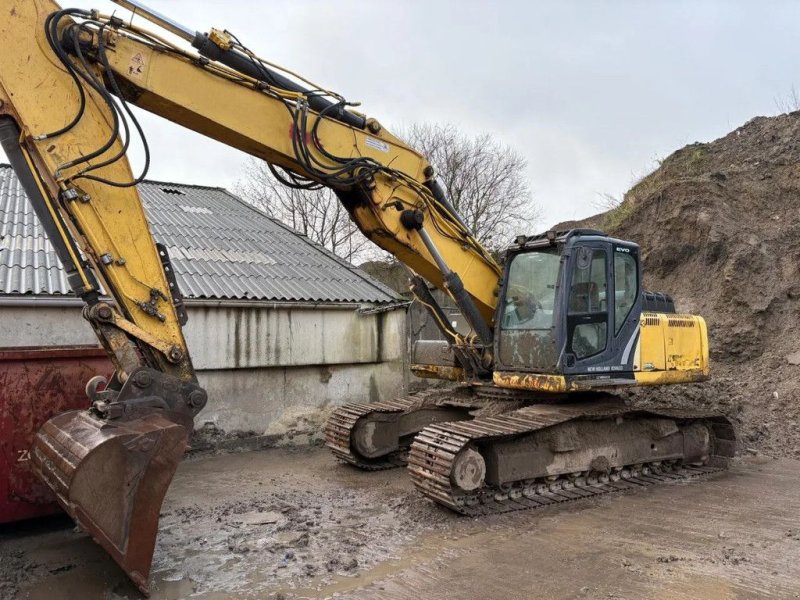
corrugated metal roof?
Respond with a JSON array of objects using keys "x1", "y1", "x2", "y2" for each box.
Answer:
[{"x1": 0, "y1": 165, "x2": 399, "y2": 303}]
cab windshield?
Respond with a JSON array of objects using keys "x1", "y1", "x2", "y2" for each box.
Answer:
[
  {"x1": 498, "y1": 249, "x2": 561, "y2": 372},
  {"x1": 502, "y1": 251, "x2": 560, "y2": 331}
]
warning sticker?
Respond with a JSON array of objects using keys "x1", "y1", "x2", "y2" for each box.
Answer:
[
  {"x1": 128, "y1": 52, "x2": 146, "y2": 79},
  {"x1": 365, "y1": 136, "x2": 390, "y2": 153}
]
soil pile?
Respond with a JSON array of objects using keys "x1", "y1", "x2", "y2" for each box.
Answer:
[{"x1": 560, "y1": 112, "x2": 800, "y2": 457}]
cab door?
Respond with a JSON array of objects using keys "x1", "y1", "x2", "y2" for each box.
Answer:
[
  {"x1": 562, "y1": 243, "x2": 613, "y2": 370},
  {"x1": 561, "y1": 241, "x2": 641, "y2": 375}
]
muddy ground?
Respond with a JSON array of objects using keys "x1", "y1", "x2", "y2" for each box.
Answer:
[{"x1": 2, "y1": 445, "x2": 800, "y2": 600}]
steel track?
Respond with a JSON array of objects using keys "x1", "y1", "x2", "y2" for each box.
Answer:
[
  {"x1": 408, "y1": 401, "x2": 736, "y2": 516},
  {"x1": 324, "y1": 388, "x2": 467, "y2": 470}
]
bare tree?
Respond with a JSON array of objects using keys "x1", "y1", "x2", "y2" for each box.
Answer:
[
  {"x1": 592, "y1": 192, "x2": 622, "y2": 212},
  {"x1": 400, "y1": 123, "x2": 538, "y2": 249},
  {"x1": 775, "y1": 85, "x2": 800, "y2": 114},
  {"x1": 236, "y1": 122, "x2": 537, "y2": 261},
  {"x1": 236, "y1": 159, "x2": 372, "y2": 262}
]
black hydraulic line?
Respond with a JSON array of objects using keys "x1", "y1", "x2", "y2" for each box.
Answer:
[
  {"x1": 268, "y1": 163, "x2": 322, "y2": 190},
  {"x1": 50, "y1": 22, "x2": 123, "y2": 175},
  {"x1": 46, "y1": 16, "x2": 151, "y2": 186},
  {"x1": 409, "y1": 274, "x2": 461, "y2": 344},
  {"x1": 190, "y1": 33, "x2": 367, "y2": 130},
  {"x1": 79, "y1": 22, "x2": 152, "y2": 186},
  {"x1": 67, "y1": 23, "x2": 133, "y2": 175},
  {"x1": 107, "y1": 1, "x2": 365, "y2": 128},
  {"x1": 37, "y1": 9, "x2": 91, "y2": 140},
  {"x1": 0, "y1": 117, "x2": 100, "y2": 302}
]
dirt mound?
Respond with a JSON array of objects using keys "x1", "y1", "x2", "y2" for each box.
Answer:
[{"x1": 560, "y1": 113, "x2": 800, "y2": 457}]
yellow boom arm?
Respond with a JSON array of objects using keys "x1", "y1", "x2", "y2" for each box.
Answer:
[
  {"x1": 0, "y1": 1, "x2": 502, "y2": 591},
  {"x1": 0, "y1": 1, "x2": 501, "y2": 382}
]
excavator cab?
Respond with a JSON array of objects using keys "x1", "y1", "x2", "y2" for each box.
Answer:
[
  {"x1": 497, "y1": 229, "x2": 641, "y2": 380},
  {"x1": 494, "y1": 229, "x2": 708, "y2": 392}
]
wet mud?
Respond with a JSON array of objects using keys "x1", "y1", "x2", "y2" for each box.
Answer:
[{"x1": 2, "y1": 446, "x2": 800, "y2": 599}]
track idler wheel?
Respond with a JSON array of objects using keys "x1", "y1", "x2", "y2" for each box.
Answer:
[
  {"x1": 451, "y1": 446, "x2": 486, "y2": 492},
  {"x1": 30, "y1": 409, "x2": 188, "y2": 595}
]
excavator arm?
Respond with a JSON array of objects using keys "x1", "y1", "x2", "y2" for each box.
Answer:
[
  {"x1": 0, "y1": 0, "x2": 501, "y2": 592},
  {"x1": 86, "y1": 7, "x2": 502, "y2": 352}
]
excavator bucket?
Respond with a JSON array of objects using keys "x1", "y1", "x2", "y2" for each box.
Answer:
[{"x1": 30, "y1": 409, "x2": 189, "y2": 595}]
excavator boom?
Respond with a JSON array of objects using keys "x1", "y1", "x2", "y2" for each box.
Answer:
[{"x1": 0, "y1": 0, "x2": 501, "y2": 592}]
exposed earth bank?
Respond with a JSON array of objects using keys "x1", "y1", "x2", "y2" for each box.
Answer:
[{"x1": 557, "y1": 112, "x2": 800, "y2": 459}]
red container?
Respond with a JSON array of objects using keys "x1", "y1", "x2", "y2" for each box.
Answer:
[{"x1": 0, "y1": 346, "x2": 112, "y2": 523}]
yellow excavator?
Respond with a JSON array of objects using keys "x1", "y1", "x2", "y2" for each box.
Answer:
[{"x1": 0, "y1": 0, "x2": 735, "y2": 594}]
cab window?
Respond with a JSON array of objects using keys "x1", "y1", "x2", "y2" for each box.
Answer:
[
  {"x1": 614, "y1": 251, "x2": 638, "y2": 334},
  {"x1": 568, "y1": 247, "x2": 607, "y2": 359},
  {"x1": 497, "y1": 250, "x2": 560, "y2": 371},
  {"x1": 502, "y1": 251, "x2": 560, "y2": 331}
]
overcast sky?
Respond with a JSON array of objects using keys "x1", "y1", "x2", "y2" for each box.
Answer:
[{"x1": 7, "y1": 0, "x2": 800, "y2": 227}]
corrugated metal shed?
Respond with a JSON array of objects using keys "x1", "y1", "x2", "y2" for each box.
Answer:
[{"x1": 0, "y1": 165, "x2": 399, "y2": 303}]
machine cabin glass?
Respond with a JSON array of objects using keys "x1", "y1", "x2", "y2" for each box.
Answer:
[
  {"x1": 497, "y1": 249, "x2": 561, "y2": 371},
  {"x1": 614, "y1": 251, "x2": 638, "y2": 334},
  {"x1": 566, "y1": 247, "x2": 608, "y2": 359}
]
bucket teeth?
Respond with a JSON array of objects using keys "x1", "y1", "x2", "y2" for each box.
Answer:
[{"x1": 31, "y1": 410, "x2": 189, "y2": 596}]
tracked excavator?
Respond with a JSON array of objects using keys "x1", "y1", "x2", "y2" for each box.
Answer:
[{"x1": 0, "y1": 0, "x2": 735, "y2": 594}]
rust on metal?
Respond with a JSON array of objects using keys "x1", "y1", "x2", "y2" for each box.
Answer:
[
  {"x1": 633, "y1": 369, "x2": 710, "y2": 386},
  {"x1": 31, "y1": 409, "x2": 189, "y2": 595},
  {"x1": 0, "y1": 345, "x2": 111, "y2": 524},
  {"x1": 409, "y1": 363, "x2": 465, "y2": 381},
  {"x1": 493, "y1": 370, "x2": 567, "y2": 393}
]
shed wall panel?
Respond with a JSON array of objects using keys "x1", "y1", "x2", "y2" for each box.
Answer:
[{"x1": 1, "y1": 303, "x2": 406, "y2": 368}]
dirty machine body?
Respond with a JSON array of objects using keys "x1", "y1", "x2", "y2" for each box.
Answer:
[{"x1": 325, "y1": 230, "x2": 735, "y2": 514}]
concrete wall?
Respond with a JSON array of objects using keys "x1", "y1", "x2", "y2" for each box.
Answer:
[
  {"x1": 1, "y1": 298, "x2": 408, "y2": 434},
  {"x1": 1, "y1": 303, "x2": 98, "y2": 347}
]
